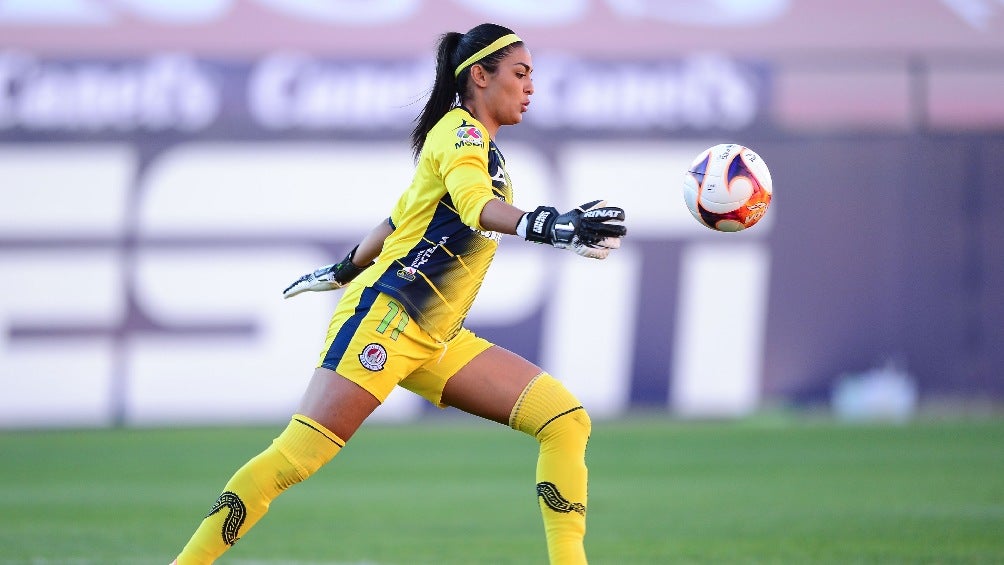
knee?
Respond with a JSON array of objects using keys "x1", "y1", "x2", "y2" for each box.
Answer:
[
  {"x1": 272, "y1": 415, "x2": 345, "y2": 482},
  {"x1": 537, "y1": 406, "x2": 591, "y2": 446},
  {"x1": 509, "y1": 373, "x2": 591, "y2": 445},
  {"x1": 572, "y1": 407, "x2": 592, "y2": 439}
]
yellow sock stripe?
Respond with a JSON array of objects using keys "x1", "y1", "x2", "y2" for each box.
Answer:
[
  {"x1": 508, "y1": 372, "x2": 544, "y2": 428},
  {"x1": 534, "y1": 406, "x2": 585, "y2": 437},
  {"x1": 291, "y1": 414, "x2": 345, "y2": 448}
]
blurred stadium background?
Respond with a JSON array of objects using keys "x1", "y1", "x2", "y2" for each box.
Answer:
[
  {"x1": 3, "y1": 2, "x2": 1004, "y2": 564},
  {"x1": 2, "y1": 0, "x2": 1003, "y2": 427}
]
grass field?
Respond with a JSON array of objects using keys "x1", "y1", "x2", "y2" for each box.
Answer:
[{"x1": 1, "y1": 416, "x2": 1003, "y2": 564}]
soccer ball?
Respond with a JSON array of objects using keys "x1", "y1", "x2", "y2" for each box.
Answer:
[{"x1": 683, "y1": 143, "x2": 772, "y2": 231}]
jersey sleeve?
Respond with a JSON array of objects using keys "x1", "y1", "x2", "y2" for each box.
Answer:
[{"x1": 434, "y1": 122, "x2": 496, "y2": 230}]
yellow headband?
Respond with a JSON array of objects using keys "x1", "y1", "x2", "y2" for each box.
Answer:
[{"x1": 454, "y1": 33, "x2": 522, "y2": 78}]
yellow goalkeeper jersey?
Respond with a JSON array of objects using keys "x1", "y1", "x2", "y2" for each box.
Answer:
[{"x1": 352, "y1": 107, "x2": 512, "y2": 342}]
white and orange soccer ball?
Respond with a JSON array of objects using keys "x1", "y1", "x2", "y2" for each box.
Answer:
[{"x1": 683, "y1": 143, "x2": 773, "y2": 232}]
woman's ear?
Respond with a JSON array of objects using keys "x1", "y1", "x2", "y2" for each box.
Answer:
[{"x1": 469, "y1": 64, "x2": 489, "y2": 88}]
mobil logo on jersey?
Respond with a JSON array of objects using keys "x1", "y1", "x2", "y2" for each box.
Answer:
[{"x1": 454, "y1": 120, "x2": 484, "y2": 149}]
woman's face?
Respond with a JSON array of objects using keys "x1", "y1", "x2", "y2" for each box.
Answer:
[{"x1": 481, "y1": 45, "x2": 534, "y2": 127}]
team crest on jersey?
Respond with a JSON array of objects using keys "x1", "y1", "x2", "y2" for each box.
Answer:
[
  {"x1": 396, "y1": 266, "x2": 417, "y2": 281},
  {"x1": 359, "y1": 343, "x2": 387, "y2": 371},
  {"x1": 454, "y1": 120, "x2": 484, "y2": 149}
]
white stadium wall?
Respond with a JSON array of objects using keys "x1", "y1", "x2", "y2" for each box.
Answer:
[
  {"x1": 2, "y1": 0, "x2": 1003, "y2": 427},
  {"x1": 0, "y1": 139, "x2": 773, "y2": 427}
]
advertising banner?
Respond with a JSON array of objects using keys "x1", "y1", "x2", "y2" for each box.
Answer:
[{"x1": 2, "y1": 0, "x2": 1002, "y2": 427}]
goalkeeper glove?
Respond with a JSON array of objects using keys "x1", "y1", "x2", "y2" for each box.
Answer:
[
  {"x1": 282, "y1": 245, "x2": 371, "y2": 299},
  {"x1": 520, "y1": 200, "x2": 627, "y2": 259}
]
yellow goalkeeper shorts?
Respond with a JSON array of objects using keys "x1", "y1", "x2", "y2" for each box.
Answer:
[{"x1": 317, "y1": 283, "x2": 492, "y2": 406}]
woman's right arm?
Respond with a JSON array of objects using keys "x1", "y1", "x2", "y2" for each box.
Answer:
[
  {"x1": 281, "y1": 218, "x2": 394, "y2": 299},
  {"x1": 352, "y1": 217, "x2": 395, "y2": 265}
]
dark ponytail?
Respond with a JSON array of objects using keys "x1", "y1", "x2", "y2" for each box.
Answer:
[
  {"x1": 410, "y1": 31, "x2": 463, "y2": 159},
  {"x1": 410, "y1": 23, "x2": 521, "y2": 159}
]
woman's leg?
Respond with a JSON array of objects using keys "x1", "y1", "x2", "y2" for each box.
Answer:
[
  {"x1": 174, "y1": 368, "x2": 380, "y2": 565},
  {"x1": 442, "y1": 346, "x2": 591, "y2": 565},
  {"x1": 440, "y1": 345, "x2": 539, "y2": 424},
  {"x1": 297, "y1": 366, "x2": 382, "y2": 440}
]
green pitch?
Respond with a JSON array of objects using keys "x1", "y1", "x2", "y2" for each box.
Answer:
[{"x1": 1, "y1": 416, "x2": 1002, "y2": 564}]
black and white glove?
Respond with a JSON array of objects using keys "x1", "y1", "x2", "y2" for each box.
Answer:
[
  {"x1": 282, "y1": 245, "x2": 371, "y2": 299},
  {"x1": 520, "y1": 200, "x2": 627, "y2": 259}
]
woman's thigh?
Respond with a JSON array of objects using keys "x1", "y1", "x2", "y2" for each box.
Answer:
[
  {"x1": 439, "y1": 344, "x2": 543, "y2": 425},
  {"x1": 296, "y1": 366, "x2": 381, "y2": 441},
  {"x1": 306, "y1": 287, "x2": 434, "y2": 440}
]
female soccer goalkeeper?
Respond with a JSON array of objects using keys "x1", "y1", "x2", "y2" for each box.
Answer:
[{"x1": 171, "y1": 22, "x2": 626, "y2": 565}]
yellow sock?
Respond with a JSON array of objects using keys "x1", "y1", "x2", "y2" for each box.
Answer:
[
  {"x1": 175, "y1": 415, "x2": 344, "y2": 565},
  {"x1": 510, "y1": 373, "x2": 591, "y2": 565}
]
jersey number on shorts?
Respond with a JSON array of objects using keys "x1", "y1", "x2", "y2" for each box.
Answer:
[{"x1": 376, "y1": 301, "x2": 410, "y2": 340}]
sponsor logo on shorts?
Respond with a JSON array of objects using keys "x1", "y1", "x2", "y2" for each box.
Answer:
[{"x1": 359, "y1": 343, "x2": 388, "y2": 371}]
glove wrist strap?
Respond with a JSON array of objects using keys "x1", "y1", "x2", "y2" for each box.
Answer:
[
  {"x1": 523, "y1": 205, "x2": 559, "y2": 245},
  {"x1": 335, "y1": 245, "x2": 370, "y2": 283}
]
